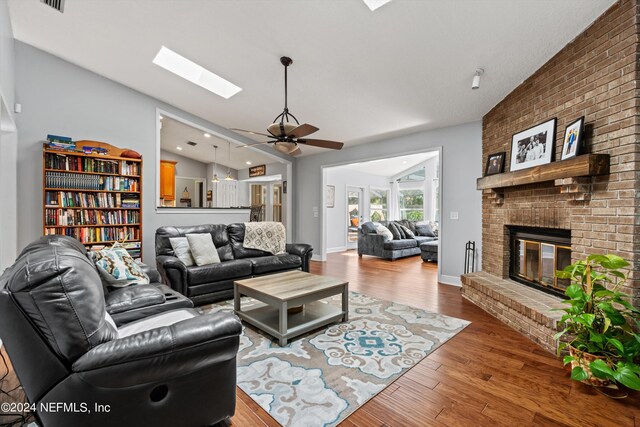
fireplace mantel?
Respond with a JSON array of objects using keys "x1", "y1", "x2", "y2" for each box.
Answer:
[
  {"x1": 477, "y1": 154, "x2": 609, "y2": 190},
  {"x1": 477, "y1": 154, "x2": 609, "y2": 205}
]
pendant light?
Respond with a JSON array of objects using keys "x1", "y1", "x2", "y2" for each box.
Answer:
[
  {"x1": 225, "y1": 141, "x2": 235, "y2": 181},
  {"x1": 212, "y1": 144, "x2": 220, "y2": 183}
]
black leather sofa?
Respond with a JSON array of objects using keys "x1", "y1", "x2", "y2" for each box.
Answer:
[
  {"x1": 156, "y1": 223, "x2": 313, "y2": 305},
  {"x1": 0, "y1": 236, "x2": 242, "y2": 427},
  {"x1": 20, "y1": 235, "x2": 194, "y2": 326},
  {"x1": 358, "y1": 220, "x2": 438, "y2": 260}
]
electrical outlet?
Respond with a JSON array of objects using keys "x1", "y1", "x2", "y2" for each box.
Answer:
[{"x1": 450, "y1": 211, "x2": 459, "y2": 220}]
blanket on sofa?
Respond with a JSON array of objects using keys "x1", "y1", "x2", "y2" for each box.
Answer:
[{"x1": 243, "y1": 222, "x2": 286, "y2": 255}]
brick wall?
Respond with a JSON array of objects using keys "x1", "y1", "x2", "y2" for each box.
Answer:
[{"x1": 481, "y1": 0, "x2": 640, "y2": 305}]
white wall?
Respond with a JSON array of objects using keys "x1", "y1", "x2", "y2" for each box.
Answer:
[
  {"x1": 160, "y1": 149, "x2": 208, "y2": 179},
  {"x1": 14, "y1": 42, "x2": 287, "y2": 264},
  {"x1": 325, "y1": 168, "x2": 389, "y2": 252},
  {"x1": 0, "y1": 0, "x2": 17, "y2": 272},
  {"x1": 294, "y1": 121, "x2": 482, "y2": 285}
]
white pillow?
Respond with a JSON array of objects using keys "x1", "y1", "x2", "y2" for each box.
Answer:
[
  {"x1": 169, "y1": 237, "x2": 195, "y2": 266},
  {"x1": 373, "y1": 222, "x2": 393, "y2": 241},
  {"x1": 186, "y1": 233, "x2": 221, "y2": 266}
]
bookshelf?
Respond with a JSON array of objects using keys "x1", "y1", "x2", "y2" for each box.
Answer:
[{"x1": 42, "y1": 141, "x2": 143, "y2": 260}]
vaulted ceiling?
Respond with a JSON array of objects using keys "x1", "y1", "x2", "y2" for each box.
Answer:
[{"x1": 8, "y1": 0, "x2": 615, "y2": 155}]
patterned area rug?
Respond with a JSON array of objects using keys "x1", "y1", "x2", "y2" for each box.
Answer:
[{"x1": 203, "y1": 292, "x2": 469, "y2": 427}]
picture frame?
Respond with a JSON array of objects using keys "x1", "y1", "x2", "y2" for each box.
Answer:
[
  {"x1": 560, "y1": 116, "x2": 585, "y2": 160},
  {"x1": 509, "y1": 118, "x2": 556, "y2": 172},
  {"x1": 326, "y1": 185, "x2": 335, "y2": 208},
  {"x1": 484, "y1": 152, "x2": 506, "y2": 176}
]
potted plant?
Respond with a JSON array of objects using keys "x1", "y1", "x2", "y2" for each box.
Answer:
[{"x1": 554, "y1": 254, "x2": 640, "y2": 392}]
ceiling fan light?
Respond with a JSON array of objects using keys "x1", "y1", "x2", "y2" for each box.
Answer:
[
  {"x1": 268, "y1": 122, "x2": 298, "y2": 137},
  {"x1": 273, "y1": 141, "x2": 298, "y2": 154}
]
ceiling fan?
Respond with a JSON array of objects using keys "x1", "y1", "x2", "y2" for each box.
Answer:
[{"x1": 232, "y1": 56, "x2": 344, "y2": 156}]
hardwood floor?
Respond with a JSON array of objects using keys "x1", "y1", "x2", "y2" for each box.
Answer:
[
  {"x1": 1, "y1": 252, "x2": 638, "y2": 426},
  {"x1": 235, "y1": 252, "x2": 640, "y2": 427}
]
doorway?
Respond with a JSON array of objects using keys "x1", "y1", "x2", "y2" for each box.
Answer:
[{"x1": 346, "y1": 187, "x2": 363, "y2": 250}]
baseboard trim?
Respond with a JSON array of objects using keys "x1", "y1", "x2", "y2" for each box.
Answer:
[
  {"x1": 311, "y1": 254, "x2": 325, "y2": 262},
  {"x1": 326, "y1": 246, "x2": 348, "y2": 254},
  {"x1": 439, "y1": 274, "x2": 461, "y2": 287}
]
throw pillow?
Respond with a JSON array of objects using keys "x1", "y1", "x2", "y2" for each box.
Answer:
[
  {"x1": 186, "y1": 233, "x2": 221, "y2": 266},
  {"x1": 399, "y1": 224, "x2": 415, "y2": 238},
  {"x1": 415, "y1": 221, "x2": 436, "y2": 237},
  {"x1": 169, "y1": 237, "x2": 195, "y2": 266},
  {"x1": 372, "y1": 222, "x2": 393, "y2": 241},
  {"x1": 94, "y1": 243, "x2": 150, "y2": 288},
  {"x1": 387, "y1": 222, "x2": 403, "y2": 240},
  {"x1": 398, "y1": 219, "x2": 417, "y2": 234}
]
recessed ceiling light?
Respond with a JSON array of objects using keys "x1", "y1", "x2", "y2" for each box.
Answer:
[
  {"x1": 176, "y1": 146, "x2": 183, "y2": 150},
  {"x1": 152, "y1": 46, "x2": 242, "y2": 99},
  {"x1": 246, "y1": 161, "x2": 252, "y2": 165},
  {"x1": 362, "y1": 0, "x2": 392, "y2": 11},
  {"x1": 204, "y1": 133, "x2": 211, "y2": 138}
]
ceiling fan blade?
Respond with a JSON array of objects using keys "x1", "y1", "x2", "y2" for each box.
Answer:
[
  {"x1": 297, "y1": 139, "x2": 344, "y2": 150},
  {"x1": 290, "y1": 147, "x2": 302, "y2": 156},
  {"x1": 237, "y1": 141, "x2": 272, "y2": 148},
  {"x1": 230, "y1": 128, "x2": 276, "y2": 138},
  {"x1": 287, "y1": 123, "x2": 319, "y2": 138}
]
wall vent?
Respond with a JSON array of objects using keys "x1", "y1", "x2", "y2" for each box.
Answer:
[
  {"x1": 40, "y1": 0, "x2": 65, "y2": 13},
  {"x1": 187, "y1": 141, "x2": 197, "y2": 146}
]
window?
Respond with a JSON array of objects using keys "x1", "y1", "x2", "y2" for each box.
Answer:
[
  {"x1": 370, "y1": 188, "x2": 388, "y2": 221},
  {"x1": 398, "y1": 189, "x2": 424, "y2": 221}
]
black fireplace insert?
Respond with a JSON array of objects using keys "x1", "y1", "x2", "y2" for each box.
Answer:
[{"x1": 508, "y1": 226, "x2": 571, "y2": 298}]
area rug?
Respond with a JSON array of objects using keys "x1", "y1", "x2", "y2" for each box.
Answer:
[{"x1": 202, "y1": 292, "x2": 469, "y2": 427}]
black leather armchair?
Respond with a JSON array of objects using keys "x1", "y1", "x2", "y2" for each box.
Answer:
[
  {"x1": 22, "y1": 235, "x2": 194, "y2": 326},
  {"x1": 0, "y1": 239, "x2": 242, "y2": 427},
  {"x1": 156, "y1": 223, "x2": 313, "y2": 305}
]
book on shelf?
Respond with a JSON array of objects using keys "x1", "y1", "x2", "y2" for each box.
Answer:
[
  {"x1": 45, "y1": 191, "x2": 139, "y2": 208},
  {"x1": 45, "y1": 172, "x2": 139, "y2": 191},
  {"x1": 44, "y1": 226, "x2": 140, "y2": 243},
  {"x1": 45, "y1": 208, "x2": 140, "y2": 226}
]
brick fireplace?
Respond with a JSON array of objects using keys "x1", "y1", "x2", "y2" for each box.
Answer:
[{"x1": 462, "y1": 0, "x2": 640, "y2": 354}]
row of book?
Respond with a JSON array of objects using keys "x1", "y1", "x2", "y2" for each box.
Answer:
[
  {"x1": 45, "y1": 172, "x2": 138, "y2": 191},
  {"x1": 88, "y1": 241, "x2": 141, "y2": 260},
  {"x1": 44, "y1": 226, "x2": 140, "y2": 243},
  {"x1": 45, "y1": 209, "x2": 140, "y2": 226},
  {"x1": 120, "y1": 161, "x2": 140, "y2": 176},
  {"x1": 45, "y1": 153, "x2": 122, "y2": 174},
  {"x1": 45, "y1": 191, "x2": 140, "y2": 208}
]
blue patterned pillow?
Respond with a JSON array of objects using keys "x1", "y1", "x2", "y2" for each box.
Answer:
[{"x1": 94, "y1": 243, "x2": 149, "y2": 288}]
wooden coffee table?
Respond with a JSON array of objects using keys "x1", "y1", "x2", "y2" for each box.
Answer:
[{"x1": 234, "y1": 271, "x2": 349, "y2": 346}]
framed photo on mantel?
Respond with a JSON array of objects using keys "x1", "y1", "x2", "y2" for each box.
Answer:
[
  {"x1": 561, "y1": 116, "x2": 585, "y2": 160},
  {"x1": 509, "y1": 118, "x2": 556, "y2": 172},
  {"x1": 484, "y1": 152, "x2": 506, "y2": 176}
]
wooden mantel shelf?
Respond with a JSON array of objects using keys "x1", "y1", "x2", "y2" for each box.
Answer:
[{"x1": 477, "y1": 154, "x2": 610, "y2": 191}]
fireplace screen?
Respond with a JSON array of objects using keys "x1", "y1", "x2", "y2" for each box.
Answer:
[{"x1": 509, "y1": 227, "x2": 571, "y2": 296}]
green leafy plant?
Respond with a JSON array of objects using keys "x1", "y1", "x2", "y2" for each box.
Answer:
[{"x1": 554, "y1": 254, "x2": 640, "y2": 390}]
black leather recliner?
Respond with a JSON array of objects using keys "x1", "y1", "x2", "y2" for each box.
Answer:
[
  {"x1": 0, "y1": 238, "x2": 242, "y2": 427},
  {"x1": 19, "y1": 234, "x2": 195, "y2": 326},
  {"x1": 156, "y1": 223, "x2": 313, "y2": 305}
]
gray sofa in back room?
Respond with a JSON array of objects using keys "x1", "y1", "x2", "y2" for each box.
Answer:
[{"x1": 358, "y1": 220, "x2": 438, "y2": 260}]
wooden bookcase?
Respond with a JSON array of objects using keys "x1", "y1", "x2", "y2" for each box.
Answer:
[{"x1": 42, "y1": 141, "x2": 143, "y2": 260}]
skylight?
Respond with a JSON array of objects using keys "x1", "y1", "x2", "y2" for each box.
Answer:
[
  {"x1": 362, "y1": 0, "x2": 392, "y2": 11},
  {"x1": 153, "y1": 46, "x2": 242, "y2": 99}
]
